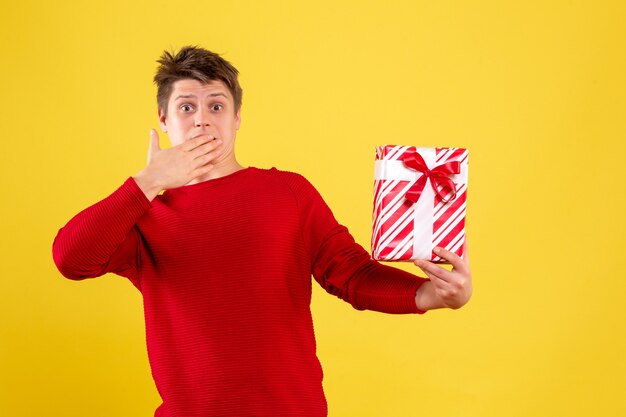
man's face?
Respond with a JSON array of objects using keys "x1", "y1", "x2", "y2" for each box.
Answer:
[{"x1": 159, "y1": 79, "x2": 241, "y2": 151}]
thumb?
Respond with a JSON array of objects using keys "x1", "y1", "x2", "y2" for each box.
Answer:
[{"x1": 147, "y1": 129, "x2": 160, "y2": 163}]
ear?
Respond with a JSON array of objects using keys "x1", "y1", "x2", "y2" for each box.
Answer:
[
  {"x1": 235, "y1": 107, "x2": 242, "y2": 131},
  {"x1": 158, "y1": 107, "x2": 168, "y2": 133}
]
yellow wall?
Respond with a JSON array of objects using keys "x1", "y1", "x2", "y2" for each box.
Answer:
[{"x1": 1, "y1": 1, "x2": 625, "y2": 416}]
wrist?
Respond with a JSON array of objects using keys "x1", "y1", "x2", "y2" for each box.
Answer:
[
  {"x1": 133, "y1": 169, "x2": 163, "y2": 201},
  {"x1": 415, "y1": 281, "x2": 443, "y2": 311}
]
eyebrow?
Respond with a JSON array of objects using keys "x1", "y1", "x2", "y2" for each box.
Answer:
[{"x1": 174, "y1": 93, "x2": 228, "y2": 100}]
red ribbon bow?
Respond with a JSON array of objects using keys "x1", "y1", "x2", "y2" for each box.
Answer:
[{"x1": 402, "y1": 152, "x2": 460, "y2": 204}]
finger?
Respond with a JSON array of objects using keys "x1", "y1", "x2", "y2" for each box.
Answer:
[
  {"x1": 193, "y1": 148, "x2": 222, "y2": 168},
  {"x1": 190, "y1": 164, "x2": 215, "y2": 179},
  {"x1": 190, "y1": 139, "x2": 222, "y2": 159},
  {"x1": 147, "y1": 129, "x2": 160, "y2": 163},
  {"x1": 414, "y1": 261, "x2": 453, "y2": 294},
  {"x1": 434, "y1": 246, "x2": 469, "y2": 276},
  {"x1": 182, "y1": 135, "x2": 214, "y2": 152},
  {"x1": 414, "y1": 259, "x2": 453, "y2": 283},
  {"x1": 429, "y1": 274, "x2": 453, "y2": 292}
]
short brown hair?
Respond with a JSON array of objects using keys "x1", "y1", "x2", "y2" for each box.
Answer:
[{"x1": 154, "y1": 46, "x2": 243, "y2": 115}]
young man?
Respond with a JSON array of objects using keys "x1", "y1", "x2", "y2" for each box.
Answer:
[{"x1": 53, "y1": 46, "x2": 471, "y2": 417}]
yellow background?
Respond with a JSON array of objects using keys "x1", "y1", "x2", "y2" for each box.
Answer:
[{"x1": 1, "y1": 1, "x2": 625, "y2": 416}]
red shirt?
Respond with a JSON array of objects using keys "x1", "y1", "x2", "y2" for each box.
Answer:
[{"x1": 53, "y1": 167, "x2": 426, "y2": 417}]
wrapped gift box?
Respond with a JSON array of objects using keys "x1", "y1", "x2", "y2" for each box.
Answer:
[{"x1": 372, "y1": 145, "x2": 469, "y2": 263}]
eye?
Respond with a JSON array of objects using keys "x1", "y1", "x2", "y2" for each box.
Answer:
[
  {"x1": 211, "y1": 104, "x2": 223, "y2": 112},
  {"x1": 180, "y1": 104, "x2": 194, "y2": 112}
]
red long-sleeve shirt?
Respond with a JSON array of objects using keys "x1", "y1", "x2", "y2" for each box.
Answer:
[{"x1": 52, "y1": 167, "x2": 427, "y2": 417}]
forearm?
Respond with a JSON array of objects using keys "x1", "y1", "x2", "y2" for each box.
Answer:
[
  {"x1": 289, "y1": 171, "x2": 429, "y2": 314},
  {"x1": 346, "y1": 260, "x2": 429, "y2": 314},
  {"x1": 52, "y1": 177, "x2": 151, "y2": 279},
  {"x1": 313, "y1": 229, "x2": 428, "y2": 314}
]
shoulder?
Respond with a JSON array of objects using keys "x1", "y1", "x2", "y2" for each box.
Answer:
[
  {"x1": 251, "y1": 167, "x2": 326, "y2": 210},
  {"x1": 253, "y1": 167, "x2": 317, "y2": 193}
]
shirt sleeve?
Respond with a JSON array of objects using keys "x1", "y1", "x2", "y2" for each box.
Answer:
[
  {"x1": 52, "y1": 177, "x2": 152, "y2": 287},
  {"x1": 284, "y1": 172, "x2": 428, "y2": 314}
]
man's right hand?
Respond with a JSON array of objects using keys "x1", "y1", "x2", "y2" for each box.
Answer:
[{"x1": 133, "y1": 129, "x2": 222, "y2": 201}]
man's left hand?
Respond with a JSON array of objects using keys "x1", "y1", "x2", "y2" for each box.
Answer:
[{"x1": 414, "y1": 240, "x2": 472, "y2": 311}]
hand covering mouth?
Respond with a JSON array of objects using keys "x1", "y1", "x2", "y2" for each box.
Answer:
[{"x1": 191, "y1": 133, "x2": 217, "y2": 140}]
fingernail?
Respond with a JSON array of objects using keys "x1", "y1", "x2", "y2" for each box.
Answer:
[{"x1": 433, "y1": 247, "x2": 440, "y2": 253}]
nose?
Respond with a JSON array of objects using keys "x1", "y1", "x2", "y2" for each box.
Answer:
[{"x1": 194, "y1": 106, "x2": 211, "y2": 127}]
